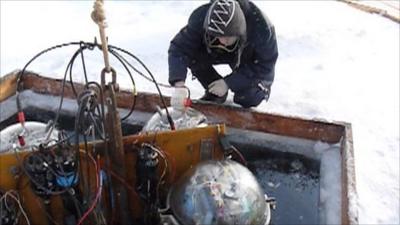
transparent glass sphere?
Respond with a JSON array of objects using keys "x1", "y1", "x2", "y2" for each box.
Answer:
[
  {"x1": 142, "y1": 107, "x2": 207, "y2": 132},
  {"x1": 0, "y1": 121, "x2": 59, "y2": 152},
  {"x1": 168, "y1": 160, "x2": 271, "y2": 225}
]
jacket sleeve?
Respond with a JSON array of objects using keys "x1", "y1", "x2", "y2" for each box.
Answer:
[
  {"x1": 224, "y1": 24, "x2": 278, "y2": 92},
  {"x1": 168, "y1": 6, "x2": 206, "y2": 85}
]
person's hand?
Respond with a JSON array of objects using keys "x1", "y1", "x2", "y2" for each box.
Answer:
[
  {"x1": 208, "y1": 79, "x2": 228, "y2": 97},
  {"x1": 174, "y1": 81, "x2": 185, "y2": 87}
]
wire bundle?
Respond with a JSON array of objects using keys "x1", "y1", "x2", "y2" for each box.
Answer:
[{"x1": 15, "y1": 41, "x2": 178, "y2": 134}]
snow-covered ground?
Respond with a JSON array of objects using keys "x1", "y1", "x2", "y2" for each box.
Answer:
[{"x1": 1, "y1": 1, "x2": 399, "y2": 224}]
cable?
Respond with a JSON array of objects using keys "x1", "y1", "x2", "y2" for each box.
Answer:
[
  {"x1": 231, "y1": 146, "x2": 247, "y2": 166},
  {"x1": 108, "y1": 49, "x2": 137, "y2": 120},
  {"x1": 108, "y1": 45, "x2": 175, "y2": 130},
  {"x1": 67, "y1": 42, "x2": 136, "y2": 120},
  {"x1": 0, "y1": 190, "x2": 31, "y2": 225},
  {"x1": 103, "y1": 168, "x2": 140, "y2": 199},
  {"x1": 108, "y1": 48, "x2": 170, "y2": 88},
  {"x1": 12, "y1": 40, "x2": 177, "y2": 225},
  {"x1": 69, "y1": 45, "x2": 91, "y2": 98},
  {"x1": 45, "y1": 45, "x2": 92, "y2": 142},
  {"x1": 16, "y1": 42, "x2": 84, "y2": 93},
  {"x1": 108, "y1": 46, "x2": 195, "y2": 122},
  {"x1": 85, "y1": 81, "x2": 106, "y2": 140},
  {"x1": 108, "y1": 47, "x2": 192, "y2": 100},
  {"x1": 140, "y1": 142, "x2": 175, "y2": 207},
  {"x1": 158, "y1": 149, "x2": 176, "y2": 182},
  {"x1": 74, "y1": 90, "x2": 91, "y2": 207},
  {"x1": 67, "y1": 43, "x2": 137, "y2": 121},
  {"x1": 16, "y1": 42, "x2": 86, "y2": 113},
  {"x1": 77, "y1": 156, "x2": 102, "y2": 225},
  {"x1": 13, "y1": 40, "x2": 184, "y2": 223},
  {"x1": 79, "y1": 41, "x2": 90, "y2": 84},
  {"x1": 73, "y1": 89, "x2": 108, "y2": 224},
  {"x1": 16, "y1": 40, "x2": 177, "y2": 133},
  {"x1": 34, "y1": 197, "x2": 60, "y2": 225},
  {"x1": 13, "y1": 147, "x2": 67, "y2": 196}
]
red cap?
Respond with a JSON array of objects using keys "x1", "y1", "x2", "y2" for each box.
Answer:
[
  {"x1": 184, "y1": 98, "x2": 192, "y2": 107},
  {"x1": 18, "y1": 135, "x2": 25, "y2": 146}
]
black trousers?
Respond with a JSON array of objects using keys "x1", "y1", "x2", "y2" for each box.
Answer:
[{"x1": 189, "y1": 57, "x2": 265, "y2": 108}]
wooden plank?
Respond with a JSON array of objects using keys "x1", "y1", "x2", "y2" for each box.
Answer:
[
  {"x1": 338, "y1": 0, "x2": 400, "y2": 23},
  {"x1": 192, "y1": 103, "x2": 345, "y2": 143},
  {"x1": 341, "y1": 123, "x2": 358, "y2": 225},
  {"x1": 0, "y1": 71, "x2": 18, "y2": 102},
  {"x1": 17, "y1": 72, "x2": 345, "y2": 143}
]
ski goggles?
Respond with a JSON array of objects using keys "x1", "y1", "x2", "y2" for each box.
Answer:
[{"x1": 205, "y1": 33, "x2": 239, "y2": 53}]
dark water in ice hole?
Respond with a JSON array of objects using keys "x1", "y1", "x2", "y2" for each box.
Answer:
[{"x1": 1, "y1": 107, "x2": 320, "y2": 225}]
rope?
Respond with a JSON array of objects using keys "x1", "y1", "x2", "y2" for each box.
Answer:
[{"x1": 91, "y1": 0, "x2": 111, "y2": 72}]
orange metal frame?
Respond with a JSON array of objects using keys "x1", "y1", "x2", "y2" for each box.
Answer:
[{"x1": 0, "y1": 125, "x2": 226, "y2": 225}]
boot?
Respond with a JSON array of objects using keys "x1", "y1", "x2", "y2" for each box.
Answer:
[{"x1": 199, "y1": 90, "x2": 228, "y2": 104}]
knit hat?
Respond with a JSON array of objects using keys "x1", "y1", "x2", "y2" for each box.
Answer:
[
  {"x1": 204, "y1": 0, "x2": 246, "y2": 37},
  {"x1": 204, "y1": 0, "x2": 247, "y2": 67}
]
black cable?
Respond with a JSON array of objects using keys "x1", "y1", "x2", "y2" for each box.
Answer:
[
  {"x1": 16, "y1": 42, "x2": 84, "y2": 112},
  {"x1": 108, "y1": 49, "x2": 166, "y2": 87},
  {"x1": 45, "y1": 46, "x2": 90, "y2": 142},
  {"x1": 16, "y1": 41, "x2": 172, "y2": 130},
  {"x1": 82, "y1": 134, "x2": 91, "y2": 210},
  {"x1": 68, "y1": 43, "x2": 137, "y2": 121},
  {"x1": 108, "y1": 45, "x2": 175, "y2": 130},
  {"x1": 31, "y1": 147, "x2": 83, "y2": 221},
  {"x1": 108, "y1": 48, "x2": 192, "y2": 109},
  {"x1": 79, "y1": 41, "x2": 90, "y2": 84},
  {"x1": 77, "y1": 83, "x2": 106, "y2": 141},
  {"x1": 107, "y1": 47, "x2": 190, "y2": 99},
  {"x1": 30, "y1": 144, "x2": 80, "y2": 199},
  {"x1": 68, "y1": 189, "x2": 83, "y2": 221},
  {"x1": 74, "y1": 86, "x2": 108, "y2": 224},
  {"x1": 74, "y1": 91, "x2": 88, "y2": 209},
  {"x1": 12, "y1": 41, "x2": 154, "y2": 224},
  {"x1": 13, "y1": 149, "x2": 67, "y2": 196},
  {"x1": 88, "y1": 113, "x2": 106, "y2": 140},
  {"x1": 42, "y1": 199, "x2": 59, "y2": 225},
  {"x1": 69, "y1": 42, "x2": 96, "y2": 98},
  {"x1": 108, "y1": 49, "x2": 137, "y2": 120},
  {"x1": 91, "y1": 82, "x2": 113, "y2": 222},
  {"x1": 49, "y1": 141, "x2": 85, "y2": 221},
  {"x1": 85, "y1": 81, "x2": 106, "y2": 140}
]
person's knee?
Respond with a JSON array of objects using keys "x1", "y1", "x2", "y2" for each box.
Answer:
[{"x1": 233, "y1": 89, "x2": 264, "y2": 108}]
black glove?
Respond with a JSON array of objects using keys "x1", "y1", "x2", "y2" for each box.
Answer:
[{"x1": 257, "y1": 80, "x2": 272, "y2": 102}]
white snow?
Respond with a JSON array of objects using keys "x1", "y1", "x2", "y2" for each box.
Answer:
[{"x1": 1, "y1": 1, "x2": 399, "y2": 224}]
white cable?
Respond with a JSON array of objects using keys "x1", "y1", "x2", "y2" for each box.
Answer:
[{"x1": 0, "y1": 190, "x2": 31, "y2": 225}]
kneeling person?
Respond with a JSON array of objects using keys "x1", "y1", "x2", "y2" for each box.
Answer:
[{"x1": 168, "y1": 0, "x2": 278, "y2": 108}]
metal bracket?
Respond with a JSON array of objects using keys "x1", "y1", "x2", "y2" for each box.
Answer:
[{"x1": 200, "y1": 138, "x2": 214, "y2": 160}]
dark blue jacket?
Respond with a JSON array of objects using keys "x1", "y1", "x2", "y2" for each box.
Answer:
[{"x1": 168, "y1": 0, "x2": 278, "y2": 92}]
